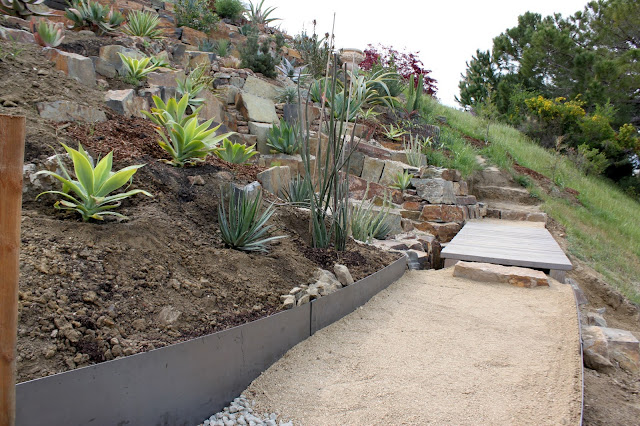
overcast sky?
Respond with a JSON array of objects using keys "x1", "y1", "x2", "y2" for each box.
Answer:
[{"x1": 268, "y1": 0, "x2": 590, "y2": 107}]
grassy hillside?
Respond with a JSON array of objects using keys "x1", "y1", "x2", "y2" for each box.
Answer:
[{"x1": 424, "y1": 97, "x2": 640, "y2": 305}]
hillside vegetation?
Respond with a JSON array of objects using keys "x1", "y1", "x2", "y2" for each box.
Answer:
[{"x1": 425, "y1": 97, "x2": 640, "y2": 305}]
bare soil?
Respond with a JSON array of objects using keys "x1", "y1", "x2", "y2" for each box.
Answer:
[
  {"x1": 2, "y1": 38, "x2": 398, "y2": 383},
  {"x1": 247, "y1": 269, "x2": 582, "y2": 425}
]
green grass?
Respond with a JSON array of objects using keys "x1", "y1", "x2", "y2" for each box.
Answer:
[{"x1": 425, "y1": 97, "x2": 640, "y2": 304}]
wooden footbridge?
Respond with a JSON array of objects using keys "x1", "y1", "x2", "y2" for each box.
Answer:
[{"x1": 441, "y1": 220, "x2": 572, "y2": 282}]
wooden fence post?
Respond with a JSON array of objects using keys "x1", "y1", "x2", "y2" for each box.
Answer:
[{"x1": 0, "y1": 115, "x2": 26, "y2": 426}]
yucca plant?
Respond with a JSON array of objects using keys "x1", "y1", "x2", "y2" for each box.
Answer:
[
  {"x1": 266, "y1": 119, "x2": 300, "y2": 155},
  {"x1": 404, "y1": 133, "x2": 426, "y2": 167},
  {"x1": 30, "y1": 18, "x2": 65, "y2": 48},
  {"x1": 390, "y1": 169, "x2": 413, "y2": 191},
  {"x1": 176, "y1": 63, "x2": 212, "y2": 111},
  {"x1": 218, "y1": 187, "x2": 285, "y2": 252},
  {"x1": 383, "y1": 123, "x2": 408, "y2": 141},
  {"x1": 245, "y1": 0, "x2": 278, "y2": 25},
  {"x1": 65, "y1": 0, "x2": 124, "y2": 34},
  {"x1": 142, "y1": 94, "x2": 200, "y2": 129},
  {"x1": 0, "y1": 0, "x2": 47, "y2": 17},
  {"x1": 122, "y1": 10, "x2": 163, "y2": 39},
  {"x1": 350, "y1": 196, "x2": 391, "y2": 243},
  {"x1": 214, "y1": 138, "x2": 257, "y2": 164},
  {"x1": 118, "y1": 53, "x2": 162, "y2": 85},
  {"x1": 279, "y1": 174, "x2": 312, "y2": 207},
  {"x1": 34, "y1": 144, "x2": 152, "y2": 221}
]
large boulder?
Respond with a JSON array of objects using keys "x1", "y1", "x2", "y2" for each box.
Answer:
[
  {"x1": 0, "y1": 27, "x2": 34, "y2": 43},
  {"x1": 146, "y1": 70, "x2": 185, "y2": 88},
  {"x1": 248, "y1": 121, "x2": 273, "y2": 154},
  {"x1": 235, "y1": 92, "x2": 279, "y2": 124},
  {"x1": 44, "y1": 48, "x2": 96, "y2": 87},
  {"x1": 256, "y1": 166, "x2": 291, "y2": 196},
  {"x1": 379, "y1": 160, "x2": 411, "y2": 187},
  {"x1": 582, "y1": 326, "x2": 640, "y2": 373},
  {"x1": 411, "y1": 178, "x2": 456, "y2": 204},
  {"x1": 242, "y1": 75, "x2": 281, "y2": 101},
  {"x1": 420, "y1": 204, "x2": 467, "y2": 223},
  {"x1": 361, "y1": 156, "x2": 385, "y2": 184},
  {"x1": 199, "y1": 90, "x2": 225, "y2": 123},
  {"x1": 105, "y1": 89, "x2": 148, "y2": 117},
  {"x1": 414, "y1": 221, "x2": 461, "y2": 243},
  {"x1": 37, "y1": 101, "x2": 107, "y2": 123},
  {"x1": 452, "y1": 261, "x2": 549, "y2": 288}
]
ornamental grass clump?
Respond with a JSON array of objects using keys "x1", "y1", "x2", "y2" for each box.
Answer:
[
  {"x1": 35, "y1": 143, "x2": 152, "y2": 221},
  {"x1": 218, "y1": 187, "x2": 285, "y2": 252}
]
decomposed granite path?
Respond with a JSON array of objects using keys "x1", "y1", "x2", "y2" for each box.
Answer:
[{"x1": 245, "y1": 268, "x2": 582, "y2": 425}]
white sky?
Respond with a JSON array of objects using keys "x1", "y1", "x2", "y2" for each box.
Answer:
[{"x1": 267, "y1": 0, "x2": 590, "y2": 107}]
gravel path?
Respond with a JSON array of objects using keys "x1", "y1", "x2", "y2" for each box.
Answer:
[{"x1": 244, "y1": 268, "x2": 582, "y2": 425}]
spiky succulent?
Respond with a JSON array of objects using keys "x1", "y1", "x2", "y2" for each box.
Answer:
[
  {"x1": 35, "y1": 143, "x2": 152, "y2": 221},
  {"x1": 266, "y1": 119, "x2": 300, "y2": 155},
  {"x1": 30, "y1": 18, "x2": 65, "y2": 47},
  {"x1": 64, "y1": 0, "x2": 124, "y2": 34},
  {"x1": 0, "y1": 0, "x2": 48, "y2": 17},
  {"x1": 118, "y1": 53, "x2": 162, "y2": 85},
  {"x1": 214, "y1": 138, "x2": 257, "y2": 164},
  {"x1": 390, "y1": 169, "x2": 413, "y2": 191},
  {"x1": 122, "y1": 10, "x2": 163, "y2": 39}
]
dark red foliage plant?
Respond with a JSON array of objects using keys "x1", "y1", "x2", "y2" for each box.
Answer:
[{"x1": 360, "y1": 44, "x2": 437, "y2": 96}]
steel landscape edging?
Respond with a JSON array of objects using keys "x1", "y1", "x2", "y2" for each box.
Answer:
[{"x1": 15, "y1": 256, "x2": 407, "y2": 426}]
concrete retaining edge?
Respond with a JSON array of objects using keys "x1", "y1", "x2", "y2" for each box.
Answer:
[{"x1": 16, "y1": 256, "x2": 407, "y2": 426}]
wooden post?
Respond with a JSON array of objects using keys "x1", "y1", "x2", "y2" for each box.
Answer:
[{"x1": 0, "y1": 115, "x2": 26, "y2": 426}]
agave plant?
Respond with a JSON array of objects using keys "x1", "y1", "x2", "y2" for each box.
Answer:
[
  {"x1": 122, "y1": 10, "x2": 162, "y2": 39},
  {"x1": 65, "y1": 0, "x2": 124, "y2": 34},
  {"x1": 350, "y1": 196, "x2": 391, "y2": 242},
  {"x1": 142, "y1": 94, "x2": 200, "y2": 129},
  {"x1": 279, "y1": 174, "x2": 312, "y2": 207},
  {"x1": 118, "y1": 53, "x2": 162, "y2": 85},
  {"x1": 0, "y1": 0, "x2": 48, "y2": 17},
  {"x1": 383, "y1": 123, "x2": 408, "y2": 141},
  {"x1": 30, "y1": 18, "x2": 65, "y2": 48},
  {"x1": 176, "y1": 63, "x2": 212, "y2": 111},
  {"x1": 214, "y1": 138, "x2": 257, "y2": 164},
  {"x1": 276, "y1": 57, "x2": 308, "y2": 83},
  {"x1": 275, "y1": 86, "x2": 298, "y2": 104},
  {"x1": 331, "y1": 91, "x2": 363, "y2": 122},
  {"x1": 403, "y1": 133, "x2": 426, "y2": 167},
  {"x1": 34, "y1": 144, "x2": 152, "y2": 221},
  {"x1": 266, "y1": 119, "x2": 300, "y2": 155},
  {"x1": 237, "y1": 23, "x2": 257, "y2": 36},
  {"x1": 157, "y1": 117, "x2": 234, "y2": 166},
  {"x1": 390, "y1": 169, "x2": 413, "y2": 191},
  {"x1": 245, "y1": 0, "x2": 278, "y2": 25},
  {"x1": 218, "y1": 187, "x2": 285, "y2": 252}
]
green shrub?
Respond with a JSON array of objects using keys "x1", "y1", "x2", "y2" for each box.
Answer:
[
  {"x1": 35, "y1": 144, "x2": 152, "y2": 221},
  {"x1": 65, "y1": 0, "x2": 124, "y2": 33},
  {"x1": 214, "y1": 139, "x2": 257, "y2": 164},
  {"x1": 122, "y1": 10, "x2": 162, "y2": 39},
  {"x1": 266, "y1": 119, "x2": 300, "y2": 154},
  {"x1": 240, "y1": 33, "x2": 282, "y2": 78},
  {"x1": 218, "y1": 187, "x2": 285, "y2": 252},
  {"x1": 214, "y1": 0, "x2": 244, "y2": 20},
  {"x1": 175, "y1": 0, "x2": 218, "y2": 33},
  {"x1": 293, "y1": 28, "x2": 330, "y2": 78}
]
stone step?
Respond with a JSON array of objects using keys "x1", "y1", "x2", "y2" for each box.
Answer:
[
  {"x1": 485, "y1": 207, "x2": 547, "y2": 223},
  {"x1": 452, "y1": 261, "x2": 550, "y2": 288},
  {"x1": 474, "y1": 185, "x2": 540, "y2": 206}
]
